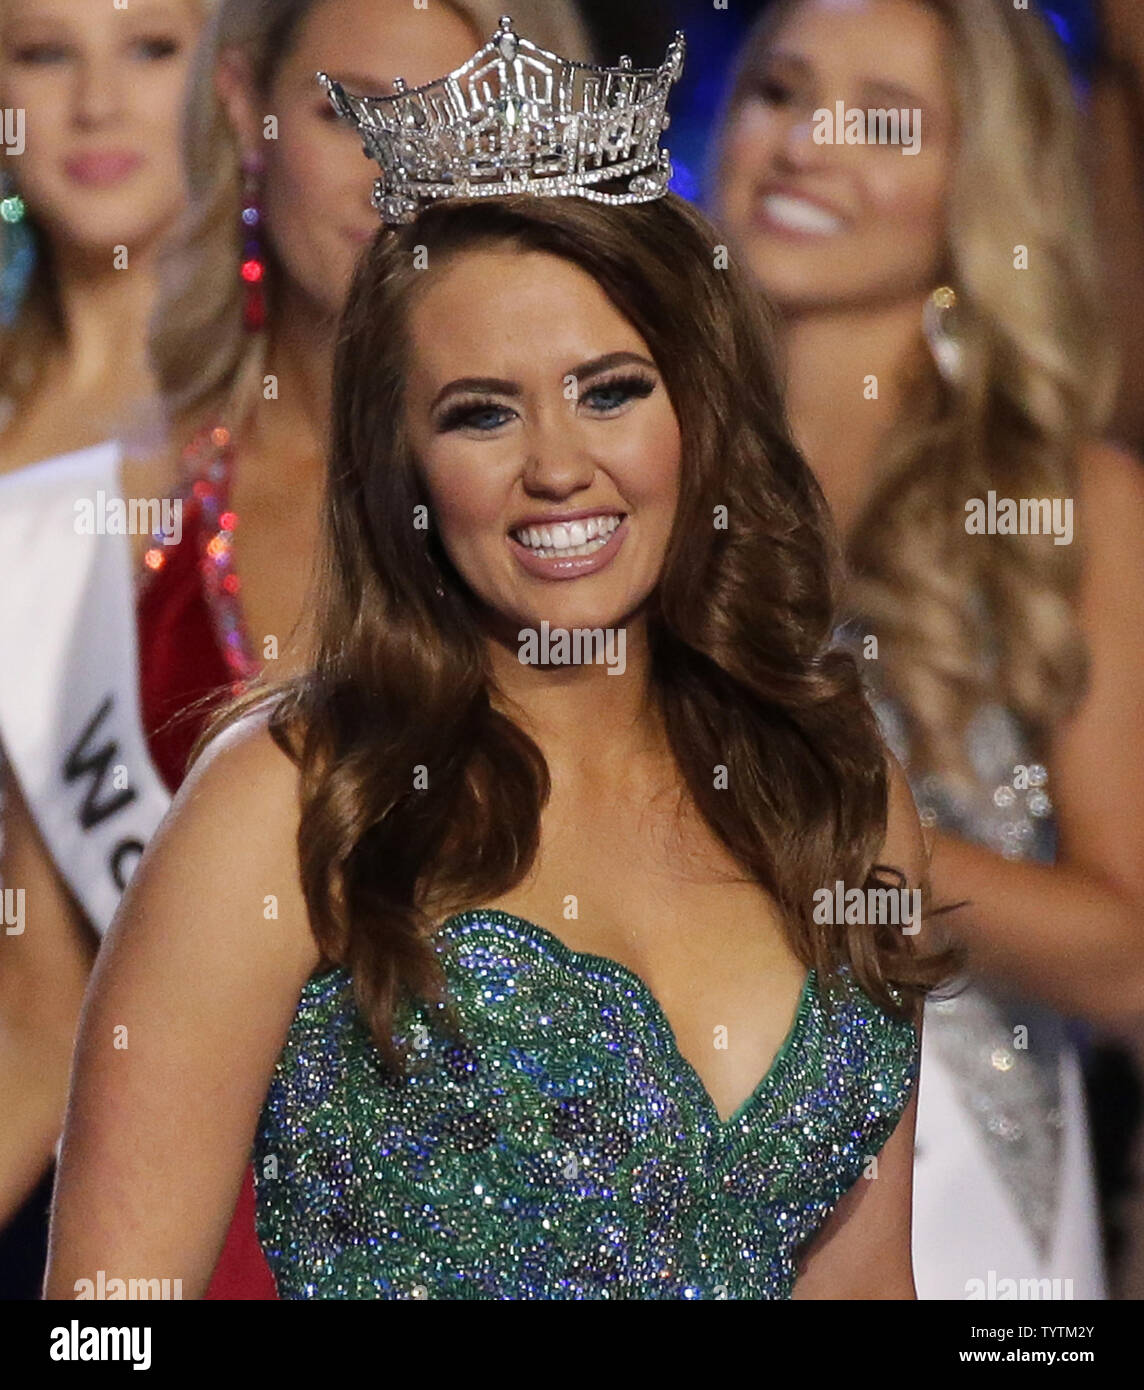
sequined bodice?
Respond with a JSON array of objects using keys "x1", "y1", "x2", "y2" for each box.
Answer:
[{"x1": 254, "y1": 909, "x2": 918, "y2": 1299}]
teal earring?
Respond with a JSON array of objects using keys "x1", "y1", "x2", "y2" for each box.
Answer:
[{"x1": 0, "y1": 171, "x2": 36, "y2": 327}]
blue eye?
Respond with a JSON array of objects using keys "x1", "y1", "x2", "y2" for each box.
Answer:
[
  {"x1": 437, "y1": 372, "x2": 657, "y2": 434},
  {"x1": 438, "y1": 400, "x2": 511, "y2": 433},
  {"x1": 582, "y1": 373, "x2": 656, "y2": 412}
]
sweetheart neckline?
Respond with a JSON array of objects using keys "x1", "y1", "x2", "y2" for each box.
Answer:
[{"x1": 437, "y1": 907, "x2": 818, "y2": 1130}]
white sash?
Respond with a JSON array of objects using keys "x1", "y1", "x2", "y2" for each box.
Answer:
[{"x1": 0, "y1": 441, "x2": 173, "y2": 937}]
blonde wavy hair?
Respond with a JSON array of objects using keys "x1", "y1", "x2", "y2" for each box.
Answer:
[
  {"x1": 151, "y1": 0, "x2": 594, "y2": 431},
  {"x1": 712, "y1": 0, "x2": 1116, "y2": 781},
  {"x1": 0, "y1": 0, "x2": 219, "y2": 418}
]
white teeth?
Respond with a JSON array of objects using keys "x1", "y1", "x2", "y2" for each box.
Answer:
[
  {"x1": 761, "y1": 193, "x2": 843, "y2": 236},
  {"x1": 512, "y1": 513, "x2": 622, "y2": 555},
  {"x1": 529, "y1": 539, "x2": 608, "y2": 558}
]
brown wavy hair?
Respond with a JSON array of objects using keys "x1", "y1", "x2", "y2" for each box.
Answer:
[
  {"x1": 710, "y1": 0, "x2": 1115, "y2": 781},
  {"x1": 199, "y1": 192, "x2": 955, "y2": 1071}
]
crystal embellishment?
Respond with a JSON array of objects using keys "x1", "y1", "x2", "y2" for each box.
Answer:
[{"x1": 317, "y1": 15, "x2": 686, "y2": 226}]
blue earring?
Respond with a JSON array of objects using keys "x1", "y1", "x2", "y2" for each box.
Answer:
[{"x1": 0, "y1": 173, "x2": 36, "y2": 327}]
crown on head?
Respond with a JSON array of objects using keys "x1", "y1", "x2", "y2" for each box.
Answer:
[{"x1": 317, "y1": 15, "x2": 686, "y2": 226}]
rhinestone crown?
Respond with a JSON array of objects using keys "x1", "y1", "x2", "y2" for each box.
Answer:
[{"x1": 317, "y1": 14, "x2": 686, "y2": 226}]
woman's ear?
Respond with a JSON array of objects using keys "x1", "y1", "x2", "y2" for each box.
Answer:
[{"x1": 214, "y1": 47, "x2": 263, "y2": 162}]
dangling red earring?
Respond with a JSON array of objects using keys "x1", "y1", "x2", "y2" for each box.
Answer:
[{"x1": 240, "y1": 152, "x2": 267, "y2": 333}]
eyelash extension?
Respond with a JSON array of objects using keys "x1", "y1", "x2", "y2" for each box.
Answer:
[{"x1": 438, "y1": 372, "x2": 657, "y2": 433}]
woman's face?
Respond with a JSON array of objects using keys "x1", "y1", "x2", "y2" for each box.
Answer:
[
  {"x1": 715, "y1": 0, "x2": 955, "y2": 313},
  {"x1": 240, "y1": 0, "x2": 480, "y2": 319},
  {"x1": 0, "y1": 0, "x2": 203, "y2": 255},
  {"x1": 404, "y1": 246, "x2": 683, "y2": 643}
]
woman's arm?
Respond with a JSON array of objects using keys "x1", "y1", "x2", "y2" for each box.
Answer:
[
  {"x1": 44, "y1": 714, "x2": 321, "y2": 1299},
  {"x1": 1089, "y1": 2, "x2": 1144, "y2": 449},
  {"x1": 0, "y1": 757, "x2": 97, "y2": 1225},
  {"x1": 923, "y1": 444, "x2": 1144, "y2": 1023},
  {"x1": 792, "y1": 1084, "x2": 920, "y2": 1299},
  {"x1": 792, "y1": 757, "x2": 926, "y2": 1298}
]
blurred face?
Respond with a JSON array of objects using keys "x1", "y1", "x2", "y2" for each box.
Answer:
[
  {"x1": 404, "y1": 247, "x2": 683, "y2": 644},
  {"x1": 232, "y1": 0, "x2": 480, "y2": 319},
  {"x1": 0, "y1": 0, "x2": 203, "y2": 254},
  {"x1": 715, "y1": 0, "x2": 955, "y2": 313}
]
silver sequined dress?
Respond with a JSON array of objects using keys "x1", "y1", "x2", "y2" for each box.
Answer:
[{"x1": 838, "y1": 619, "x2": 1106, "y2": 1299}]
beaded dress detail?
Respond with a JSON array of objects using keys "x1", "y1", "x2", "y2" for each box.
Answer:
[
  {"x1": 835, "y1": 618, "x2": 1069, "y2": 1261},
  {"x1": 253, "y1": 909, "x2": 918, "y2": 1299}
]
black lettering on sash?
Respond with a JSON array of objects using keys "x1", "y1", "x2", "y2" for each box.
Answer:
[
  {"x1": 63, "y1": 696, "x2": 137, "y2": 828},
  {"x1": 110, "y1": 840, "x2": 145, "y2": 892}
]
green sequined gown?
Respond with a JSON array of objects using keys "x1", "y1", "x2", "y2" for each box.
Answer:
[{"x1": 253, "y1": 909, "x2": 918, "y2": 1298}]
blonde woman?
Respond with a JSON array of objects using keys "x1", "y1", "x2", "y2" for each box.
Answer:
[
  {"x1": 0, "y1": 0, "x2": 592, "y2": 1298},
  {"x1": 711, "y1": 0, "x2": 1144, "y2": 1297},
  {"x1": 0, "y1": 0, "x2": 212, "y2": 473}
]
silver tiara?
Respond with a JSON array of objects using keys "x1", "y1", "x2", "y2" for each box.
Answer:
[{"x1": 317, "y1": 14, "x2": 686, "y2": 226}]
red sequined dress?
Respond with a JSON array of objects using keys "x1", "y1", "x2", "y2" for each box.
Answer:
[{"x1": 136, "y1": 425, "x2": 277, "y2": 1300}]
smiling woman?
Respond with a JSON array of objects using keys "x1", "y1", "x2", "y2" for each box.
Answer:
[
  {"x1": 404, "y1": 249, "x2": 682, "y2": 631},
  {"x1": 44, "y1": 177, "x2": 957, "y2": 1301},
  {"x1": 0, "y1": 0, "x2": 594, "y2": 1307},
  {"x1": 709, "y1": 0, "x2": 1138, "y2": 1302},
  {"x1": 0, "y1": 0, "x2": 213, "y2": 470},
  {"x1": 41, "y1": 14, "x2": 959, "y2": 1302}
]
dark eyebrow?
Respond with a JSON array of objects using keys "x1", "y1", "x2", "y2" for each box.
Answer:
[{"x1": 429, "y1": 351, "x2": 657, "y2": 413}]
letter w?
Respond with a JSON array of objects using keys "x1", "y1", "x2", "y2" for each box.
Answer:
[{"x1": 63, "y1": 697, "x2": 137, "y2": 827}]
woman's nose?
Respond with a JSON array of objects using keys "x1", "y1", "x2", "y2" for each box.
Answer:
[
  {"x1": 520, "y1": 417, "x2": 597, "y2": 496},
  {"x1": 73, "y1": 55, "x2": 123, "y2": 128}
]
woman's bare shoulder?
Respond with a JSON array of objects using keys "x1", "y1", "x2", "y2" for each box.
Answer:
[
  {"x1": 175, "y1": 705, "x2": 301, "y2": 816},
  {"x1": 110, "y1": 704, "x2": 321, "y2": 979}
]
